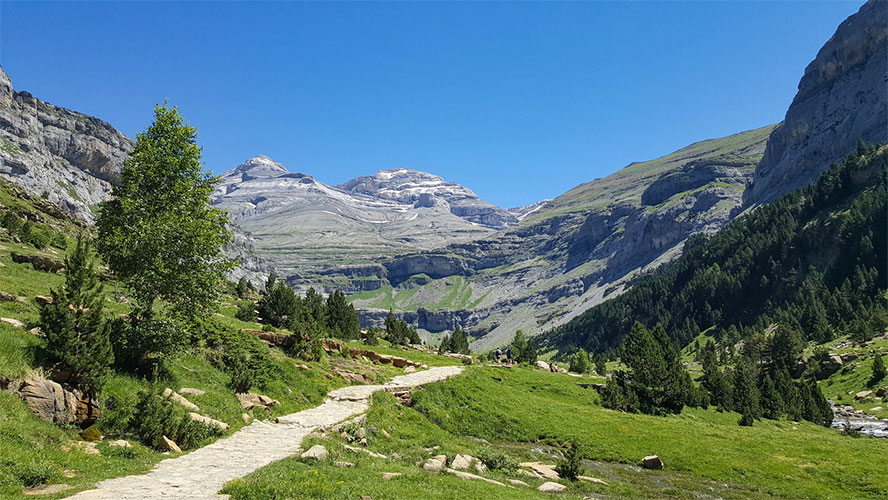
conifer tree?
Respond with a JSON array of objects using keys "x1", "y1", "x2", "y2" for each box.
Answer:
[
  {"x1": 759, "y1": 373, "x2": 784, "y2": 420},
  {"x1": 871, "y1": 352, "x2": 886, "y2": 385},
  {"x1": 40, "y1": 237, "x2": 113, "y2": 393},
  {"x1": 512, "y1": 330, "x2": 537, "y2": 364},
  {"x1": 733, "y1": 357, "x2": 760, "y2": 426},
  {"x1": 326, "y1": 290, "x2": 360, "y2": 339},
  {"x1": 569, "y1": 349, "x2": 590, "y2": 373}
]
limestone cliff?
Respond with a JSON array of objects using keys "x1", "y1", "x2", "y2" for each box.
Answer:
[{"x1": 744, "y1": 0, "x2": 888, "y2": 206}]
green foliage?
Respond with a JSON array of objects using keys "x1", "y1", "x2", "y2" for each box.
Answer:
[
  {"x1": 96, "y1": 103, "x2": 233, "y2": 321},
  {"x1": 204, "y1": 321, "x2": 276, "y2": 393},
  {"x1": 39, "y1": 237, "x2": 113, "y2": 392},
  {"x1": 607, "y1": 323, "x2": 693, "y2": 415},
  {"x1": 363, "y1": 327, "x2": 380, "y2": 346},
  {"x1": 80, "y1": 425, "x2": 103, "y2": 442},
  {"x1": 476, "y1": 447, "x2": 518, "y2": 475},
  {"x1": 569, "y1": 348, "x2": 590, "y2": 373},
  {"x1": 555, "y1": 439, "x2": 582, "y2": 481},
  {"x1": 256, "y1": 278, "x2": 298, "y2": 328},
  {"x1": 512, "y1": 330, "x2": 537, "y2": 365},
  {"x1": 285, "y1": 320, "x2": 324, "y2": 362},
  {"x1": 326, "y1": 290, "x2": 360, "y2": 339},
  {"x1": 733, "y1": 358, "x2": 760, "y2": 426},
  {"x1": 438, "y1": 326, "x2": 470, "y2": 355},
  {"x1": 235, "y1": 277, "x2": 254, "y2": 299},
  {"x1": 234, "y1": 300, "x2": 257, "y2": 322},
  {"x1": 870, "y1": 352, "x2": 886, "y2": 385},
  {"x1": 109, "y1": 314, "x2": 185, "y2": 378},
  {"x1": 385, "y1": 310, "x2": 420, "y2": 345},
  {"x1": 593, "y1": 354, "x2": 607, "y2": 376},
  {"x1": 129, "y1": 390, "x2": 221, "y2": 450},
  {"x1": 545, "y1": 145, "x2": 888, "y2": 356}
]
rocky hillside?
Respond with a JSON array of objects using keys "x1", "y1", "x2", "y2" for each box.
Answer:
[
  {"x1": 0, "y1": 66, "x2": 268, "y2": 282},
  {"x1": 351, "y1": 125, "x2": 775, "y2": 348},
  {"x1": 744, "y1": 0, "x2": 887, "y2": 206},
  {"x1": 0, "y1": 66, "x2": 133, "y2": 223},
  {"x1": 211, "y1": 157, "x2": 520, "y2": 290}
]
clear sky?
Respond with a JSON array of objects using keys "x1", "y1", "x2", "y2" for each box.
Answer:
[{"x1": 0, "y1": 1, "x2": 864, "y2": 208}]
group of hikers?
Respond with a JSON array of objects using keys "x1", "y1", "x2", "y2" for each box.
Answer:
[{"x1": 494, "y1": 345, "x2": 513, "y2": 365}]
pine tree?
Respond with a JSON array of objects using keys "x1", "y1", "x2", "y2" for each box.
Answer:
[
  {"x1": 235, "y1": 277, "x2": 250, "y2": 298},
  {"x1": 759, "y1": 373, "x2": 784, "y2": 420},
  {"x1": 40, "y1": 237, "x2": 113, "y2": 393},
  {"x1": 512, "y1": 330, "x2": 537, "y2": 364},
  {"x1": 733, "y1": 357, "x2": 760, "y2": 426},
  {"x1": 256, "y1": 281, "x2": 298, "y2": 328},
  {"x1": 326, "y1": 290, "x2": 360, "y2": 339},
  {"x1": 871, "y1": 352, "x2": 886, "y2": 385}
]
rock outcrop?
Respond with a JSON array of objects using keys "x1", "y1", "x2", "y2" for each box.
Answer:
[
  {"x1": 9, "y1": 377, "x2": 100, "y2": 426},
  {"x1": 744, "y1": 0, "x2": 888, "y2": 206},
  {"x1": 0, "y1": 65, "x2": 133, "y2": 223}
]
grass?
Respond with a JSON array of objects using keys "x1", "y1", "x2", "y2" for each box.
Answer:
[{"x1": 407, "y1": 366, "x2": 888, "y2": 500}]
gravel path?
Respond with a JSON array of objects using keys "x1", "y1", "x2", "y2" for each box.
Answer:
[{"x1": 68, "y1": 365, "x2": 464, "y2": 499}]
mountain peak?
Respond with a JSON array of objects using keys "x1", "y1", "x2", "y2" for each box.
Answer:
[{"x1": 230, "y1": 155, "x2": 289, "y2": 179}]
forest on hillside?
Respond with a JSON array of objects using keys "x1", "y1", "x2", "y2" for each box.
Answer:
[{"x1": 541, "y1": 143, "x2": 888, "y2": 358}]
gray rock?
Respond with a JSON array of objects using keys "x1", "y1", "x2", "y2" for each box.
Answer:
[
  {"x1": 642, "y1": 455, "x2": 664, "y2": 470},
  {"x1": 156, "y1": 435, "x2": 181, "y2": 453},
  {"x1": 423, "y1": 454, "x2": 447, "y2": 472},
  {"x1": 537, "y1": 481, "x2": 566, "y2": 493},
  {"x1": 300, "y1": 444, "x2": 328, "y2": 461},
  {"x1": 13, "y1": 377, "x2": 99, "y2": 426},
  {"x1": 745, "y1": 0, "x2": 888, "y2": 206}
]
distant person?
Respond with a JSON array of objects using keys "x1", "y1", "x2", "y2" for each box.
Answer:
[
  {"x1": 550, "y1": 362, "x2": 558, "y2": 373},
  {"x1": 506, "y1": 346, "x2": 513, "y2": 366},
  {"x1": 495, "y1": 347, "x2": 502, "y2": 363}
]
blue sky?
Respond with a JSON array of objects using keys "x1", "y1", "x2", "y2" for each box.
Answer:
[{"x1": 0, "y1": 1, "x2": 864, "y2": 208}]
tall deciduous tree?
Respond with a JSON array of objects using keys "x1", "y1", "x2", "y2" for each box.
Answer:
[{"x1": 96, "y1": 104, "x2": 233, "y2": 321}]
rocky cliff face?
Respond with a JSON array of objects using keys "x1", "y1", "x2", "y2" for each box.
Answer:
[
  {"x1": 744, "y1": 0, "x2": 888, "y2": 206},
  {"x1": 352, "y1": 126, "x2": 774, "y2": 348},
  {"x1": 212, "y1": 157, "x2": 521, "y2": 290},
  {"x1": 0, "y1": 66, "x2": 134, "y2": 223},
  {"x1": 0, "y1": 66, "x2": 269, "y2": 282}
]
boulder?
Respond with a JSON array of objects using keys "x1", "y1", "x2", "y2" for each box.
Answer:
[
  {"x1": 322, "y1": 338, "x2": 345, "y2": 353},
  {"x1": 237, "y1": 392, "x2": 280, "y2": 411},
  {"x1": 382, "y1": 472, "x2": 402, "y2": 480},
  {"x1": 301, "y1": 444, "x2": 328, "y2": 461},
  {"x1": 404, "y1": 366, "x2": 416, "y2": 374},
  {"x1": 14, "y1": 378, "x2": 100, "y2": 426},
  {"x1": 34, "y1": 295, "x2": 53, "y2": 305},
  {"x1": 243, "y1": 328, "x2": 291, "y2": 348},
  {"x1": 1, "y1": 317, "x2": 25, "y2": 328},
  {"x1": 855, "y1": 390, "x2": 873, "y2": 400},
  {"x1": 343, "y1": 444, "x2": 388, "y2": 459},
  {"x1": 0, "y1": 290, "x2": 15, "y2": 301},
  {"x1": 643, "y1": 455, "x2": 664, "y2": 470},
  {"x1": 537, "y1": 481, "x2": 567, "y2": 493},
  {"x1": 445, "y1": 468, "x2": 508, "y2": 487},
  {"x1": 242, "y1": 413, "x2": 252, "y2": 423},
  {"x1": 423, "y1": 455, "x2": 447, "y2": 472},
  {"x1": 335, "y1": 369, "x2": 370, "y2": 384},
  {"x1": 179, "y1": 387, "x2": 206, "y2": 396},
  {"x1": 188, "y1": 412, "x2": 229, "y2": 430},
  {"x1": 162, "y1": 388, "x2": 200, "y2": 412},
  {"x1": 536, "y1": 360, "x2": 550, "y2": 370},
  {"x1": 156, "y1": 435, "x2": 181, "y2": 453},
  {"x1": 520, "y1": 462, "x2": 560, "y2": 480},
  {"x1": 11, "y1": 253, "x2": 64, "y2": 273},
  {"x1": 334, "y1": 461, "x2": 355, "y2": 468},
  {"x1": 450, "y1": 454, "x2": 473, "y2": 471},
  {"x1": 579, "y1": 475, "x2": 609, "y2": 485},
  {"x1": 509, "y1": 479, "x2": 529, "y2": 486},
  {"x1": 109, "y1": 440, "x2": 132, "y2": 448}
]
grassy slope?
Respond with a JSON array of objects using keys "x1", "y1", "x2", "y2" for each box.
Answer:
[
  {"x1": 221, "y1": 364, "x2": 886, "y2": 500},
  {"x1": 0, "y1": 186, "x2": 460, "y2": 498}
]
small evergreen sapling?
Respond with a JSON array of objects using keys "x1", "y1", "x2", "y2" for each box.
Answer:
[
  {"x1": 870, "y1": 352, "x2": 886, "y2": 385},
  {"x1": 39, "y1": 237, "x2": 113, "y2": 393}
]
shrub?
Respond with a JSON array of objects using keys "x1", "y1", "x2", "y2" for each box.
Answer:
[
  {"x1": 871, "y1": 353, "x2": 886, "y2": 385},
  {"x1": 256, "y1": 280, "x2": 298, "y2": 328},
  {"x1": 569, "y1": 349, "x2": 590, "y2": 373},
  {"x1": 110, "y1": 315, "x2": 185, "y2": 379},
  {"x1": 130, "y1": 390, "x2": 221, "y2": 450},
  {"x1": 27, "y1": 228, "x2": 51, "y2": 249},
  {"x1": 285, "y1": 321, "x2": 323, "y2": 362},
  {"x1": 235, "y1": 301, "x2": 257, "y2": 322},
  {"x1": 555, "y1": 439, "x2": 583, "y2": 481},
  {"x1": 51, "y1": 232, "x2": 68, "y2": 250},
  {"x1": 204, "y1": 321, "x2": 276, "y2": 392},
  {"x1": 477, "y1": 447, "x2": 518, "y2": 474},
  {"x1": 512, "y1": 330, "x2": 537, "y2": 365},
  {"x1": 11, "y1": 460, "x2": 59, "y2": 487}
]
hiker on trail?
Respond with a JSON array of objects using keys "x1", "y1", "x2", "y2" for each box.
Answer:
[
  {"x1": 495, "y1": 347, "x2": 502, "y2": 363},
  {"x1": 506, "y1": 345, "x2": 513, "y2": 366}
]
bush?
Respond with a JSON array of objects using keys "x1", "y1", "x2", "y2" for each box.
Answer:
[
  {"x1": 256, "y1": 279, "x2": 298, "y2": 328},
  {"x1": 110, "y1": 315, "x2": 186, "y2": 379},
  {"x1": 235, "y1": 301, "x2": 257, "y2": 322},
  {"x1": 11, "y1": 460, "x2": 59, "y2": 487},
  {"x1": 363, "y1": 327, "x2": 380, "y2": 346},
  {"x1": 512, "y1": 330, "x2": 537, "y2": 365},
  {"x1": 204, "y1": 321, "x2": 276, "y2": 392},
  {"x1": 285, "y1": 321, "x2": 323, "y2": 362},
  {"x1": 27, "y1": 228, "x2": 51, "y2": 249},
  {"x1": 569, "y1": 349, "x2": 590, "y2": 374},
  {"x1": 555, "y1": 439, "x2": 582, "y2": 481},
  {"x1": 477, "y1": 447, "x2": 518, "y2": 475},
  {"x1": 130, "y1": 390, "x2": 221, "y2": 450},
  {"x1": 51, "y1": 232, "x2": 68, "y2": 250}
]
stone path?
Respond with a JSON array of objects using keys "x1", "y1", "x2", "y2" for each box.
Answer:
[{"x1": 68, "y1": 365, "x2": 464, "y2": 499}]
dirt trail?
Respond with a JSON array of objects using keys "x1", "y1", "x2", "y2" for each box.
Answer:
[{"x1": 68, "y1": 365, "x2": 464, "y2": 499}]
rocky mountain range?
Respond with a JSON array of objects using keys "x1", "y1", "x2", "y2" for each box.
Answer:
[
  {"x1": 0, "y1": 0, "x2": 882, "y2": 351},
  {"x1": 211, "y1": 157, "x2": 535, "y2": 289}
]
